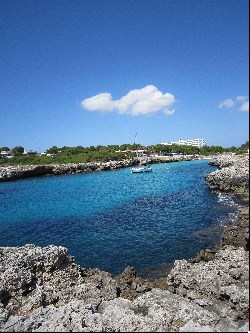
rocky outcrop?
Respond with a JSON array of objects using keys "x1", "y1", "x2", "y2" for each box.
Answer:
[
  {"x1": 0, "y1": 243, "x2": 249, "y2": 332},
  {"x1": 0, "y1": 160, "x2": 137, "y2": 182},
  {"x1": 0, "y1": 154, "x2": 249, "y2": 332},
  {"x1": 0, "y1": 245, "x2": 118, "y2": 316},
  {"x1": 203, "y1": 154, "x2": 249, "y2": 253},
  {"x1": 221, "y1": 207, "x2": 249, "y2": 250},
  {"x1": 205, "y1": 155, "x2": 249, "y2": 193},
  {"x1": 168, "y1": 246, "x2": 249, "y2": 321}
]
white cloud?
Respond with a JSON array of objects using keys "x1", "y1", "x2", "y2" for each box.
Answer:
[
  {"x1": 236, "y1": 96, "x2": 247, "y2": 102},
  {"x1": 218, "y1": 99, "x2": 235, "y2": 109},
  {"x1": 81, "y1": 85, "x2": 175, "y2": 116},
  {"x1": 218, "y1": 95, "x2": 249, "y2": 112},
  {"x1": 239, "y1": 101, "x2": 249, "y2": 112},
  {"x1": 82, "y1": 93, "x2": 114, "y2": 112}
]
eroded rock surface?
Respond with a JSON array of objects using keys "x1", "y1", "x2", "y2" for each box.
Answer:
[
  {"x1": 0, "y1": 242, "x2": 248, "y2": 332},
  {"x1": 205, "y1": 155, "x2": 249, "y2": 193}
]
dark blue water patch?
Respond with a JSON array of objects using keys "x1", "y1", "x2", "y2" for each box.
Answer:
[
  {"x1": 0, "y1": 183, "x2": 236, "y2": 278},
  {"x1": 1, "y1": 161, "x2": 237, "y2": 279}
]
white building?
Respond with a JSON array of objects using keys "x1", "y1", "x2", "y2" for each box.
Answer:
[
  {"x1": 161, "y1": 138, "x2": 205, "y2": 148},
  {"x1": 23, "y1": 150, "x2": 37, "y2": 156},
  {"x1": 0, "y1": 151, "x2": 12, "y2": 158}
]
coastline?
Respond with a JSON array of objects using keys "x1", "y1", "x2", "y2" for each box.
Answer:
[
  {"x1": 0, "y1": 154, "x2": 249, "y2": 332},
  {"x1": 0, "y1": 155, "x2": 210, "y2": 182}
]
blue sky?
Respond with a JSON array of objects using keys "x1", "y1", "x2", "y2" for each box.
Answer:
[{"x1": 0, "y1": 0, "x2": 249, "y2": 152}]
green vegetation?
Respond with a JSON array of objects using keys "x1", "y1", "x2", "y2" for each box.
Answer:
[
  {"x1": 0, "y1": 147, "x2": 10, "y2": 151},
  {"x1": 237, "y1": 141, "x2": 249, "y2": 155},
  {"x1": 0, "y1": 141, "x2": 248, "y2": 166},
  {"x1": 11, "y1": 146, "x2": 25, "y2": 156}
]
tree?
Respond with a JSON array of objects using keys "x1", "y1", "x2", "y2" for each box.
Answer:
[
  {"x1": 12, "y1": 146, "x2": 24, "y2": 156},
  {"x1": 239, "y1": 141, "x2": 249, "y2": 151},
  {"x1": 0, "y1": 147, "x2": 10, "y2": 151},
  {"x1": 230, "y1": 146, "x2": 237, "y2": 152},
  {"x1": 46, "y1": 146, "x2": 59, "y2": 154}
]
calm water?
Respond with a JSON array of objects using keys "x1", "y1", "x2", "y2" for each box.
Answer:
[{"x1": 0, "y1": 160, "x2": 237, "y2": 278}]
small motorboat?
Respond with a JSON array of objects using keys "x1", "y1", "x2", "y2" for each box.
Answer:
[{"x1": 131, "y1": 165, "x2": 152, "y2": 173}]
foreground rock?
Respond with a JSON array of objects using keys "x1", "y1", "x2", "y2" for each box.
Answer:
[{"x1": 0, "y1": 243, "x2": 248, "y2": 332}]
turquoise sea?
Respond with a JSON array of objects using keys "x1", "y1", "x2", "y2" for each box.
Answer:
[{"x1": 0, "y1": 160, "x2": 238, "y2": 279}]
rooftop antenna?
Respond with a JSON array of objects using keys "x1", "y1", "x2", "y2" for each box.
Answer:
[{"x1": 134, "y1": 132, "x2": 138, "y2": 158}]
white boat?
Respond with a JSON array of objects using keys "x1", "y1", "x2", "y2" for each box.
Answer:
[
  {"x1": 131, "y1": 165, "x2": 152, "y2": 173},
  {"x1": 131, "y1": 132, "x2": 152, "y2": 173}
]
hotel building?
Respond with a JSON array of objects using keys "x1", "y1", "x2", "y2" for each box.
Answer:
[{"x1": 161, "y1": 138, "x2": 205, "y2": 148}]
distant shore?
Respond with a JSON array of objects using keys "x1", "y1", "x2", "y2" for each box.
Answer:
[{"x1": 0, "y1": 154, "x2": 212, "y2": 182}]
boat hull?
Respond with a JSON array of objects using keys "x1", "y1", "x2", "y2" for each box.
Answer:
[{"x1": 131, "y1": 167, "x2": 152, "y2": 173}]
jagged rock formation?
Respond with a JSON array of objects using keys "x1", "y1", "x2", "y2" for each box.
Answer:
[
  {"x1": 0, "y1": 154, "x2": 249, "y2": 332},
  {"x1": 0, "y1": 160, "x2": 137, "y2": 182},
  {"x1": 205, "y1": 155, "x2": 249, "y2": 194},
  {"x1": 0, "y1": 241, "x2": 248, "y2": 332}
]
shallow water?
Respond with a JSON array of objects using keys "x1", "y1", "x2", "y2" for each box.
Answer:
[{"x1": 0, "y1": 160, "x2": 238, "y2": 278}]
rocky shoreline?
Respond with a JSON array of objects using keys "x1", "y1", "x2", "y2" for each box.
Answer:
[
  {"x1": 0, "y1": 155, "x2": 205, "y2": 182},
  {"x1": 205, "y1": 155, "x2": 249, "y2": 195},
  {"x1": 0, "y1": 160, "x2": 136, "y2": 182},
  {"x1": 0, "y1": 155, "x2": 249, "y2": 332}
]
